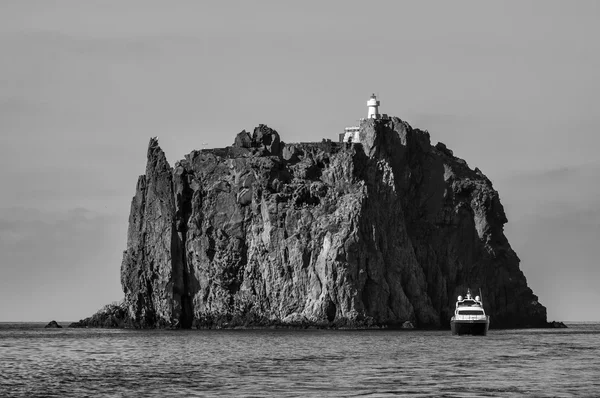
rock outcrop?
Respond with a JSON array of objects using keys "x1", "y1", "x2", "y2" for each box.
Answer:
[
  {"x1": 69, "y1": 302, "x2": 129, "y2": 328},
  {"x1": 548, "y1": 321, "x2": 568, "y2": 328},
  {"x1": 118, "y1": 117, "x2": 548, "y2": 329},
  {"x1": 44, "y1": 320, "x2": 62, "y2": 328}
]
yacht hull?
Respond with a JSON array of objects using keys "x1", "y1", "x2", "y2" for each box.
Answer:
[{"x1": 451, "y1": 317, "x2": 490, "y2": 336}]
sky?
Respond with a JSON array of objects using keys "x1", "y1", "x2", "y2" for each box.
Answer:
[{"x1": 1, "y1": 0, "x2": 598, "y2": 322}]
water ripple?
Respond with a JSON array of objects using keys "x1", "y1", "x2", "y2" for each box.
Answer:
[{"x1": 0, "y1": 325, "x2": 599, "y2": 397}]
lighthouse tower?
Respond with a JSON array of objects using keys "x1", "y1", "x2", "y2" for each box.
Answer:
[{"x1": 367, "y1": 94, "x2": 380, "y2": 119}]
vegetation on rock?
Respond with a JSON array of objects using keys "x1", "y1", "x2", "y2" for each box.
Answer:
[{"x1": 69, "y1": 301, "x2": 130, "y2": 328}]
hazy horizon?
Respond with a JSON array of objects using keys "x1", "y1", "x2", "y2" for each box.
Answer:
[{"x1": 1, "y1": 0, "x2": 599, "y2": 322}]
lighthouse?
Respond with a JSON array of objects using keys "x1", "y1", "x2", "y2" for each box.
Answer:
[
  {"x1": 339, "y1": 94, "x2": 388, "y2": 143},
  {"x1": 367, "y1": 93, "x2": 380, "y2": 119}
]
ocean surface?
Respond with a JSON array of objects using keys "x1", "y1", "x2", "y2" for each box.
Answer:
[{"x1": 1, "y1": 323, "x2": 598, "y2": 397}]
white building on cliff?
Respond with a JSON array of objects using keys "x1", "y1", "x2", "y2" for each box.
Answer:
[{"x1": 339, "y1": 94, "x2": 388, "y2": 143}]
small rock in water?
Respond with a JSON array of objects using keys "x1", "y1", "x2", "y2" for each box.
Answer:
[
  {"x1": 549, "y1": 321, "x2": 568, "y2": 328},
  {"x1": 401, "y1": 321, "x2": 414, "y2": 329},
  {"x1": 44, "y1": 320, "x2": 62, "y2": 328}
]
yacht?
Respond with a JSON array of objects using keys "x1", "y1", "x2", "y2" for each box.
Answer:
[{"x1": 450, "y1": 289, "x2": 490, "y2": 336}]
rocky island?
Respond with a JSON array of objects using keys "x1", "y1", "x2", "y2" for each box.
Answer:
[{"x1": 73, "y1": 112, "x2": 550, "y2": 329}]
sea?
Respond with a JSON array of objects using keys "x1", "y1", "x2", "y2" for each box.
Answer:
[{"x1": 0, "y1": 323, "x2": 598, "y2": 397}]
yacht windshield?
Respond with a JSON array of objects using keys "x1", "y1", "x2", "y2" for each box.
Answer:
[{"x1": 458, "y1": 310, "x2": 484, "y2": 315}]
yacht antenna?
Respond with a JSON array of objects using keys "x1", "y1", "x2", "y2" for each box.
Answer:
[{"x1": 479, "y1": 288, "x2": 483, "y2": 305}]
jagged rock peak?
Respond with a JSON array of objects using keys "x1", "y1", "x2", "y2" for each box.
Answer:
[
  {"x1": 146, "y1": 136, "x2": 171, "y2": 175},
  {"x1": 233, "y1": 130, "x2": 252, "y2": 148},
  {"x1": 233, "y1": 124, "x2": 281, "y2": 156}
]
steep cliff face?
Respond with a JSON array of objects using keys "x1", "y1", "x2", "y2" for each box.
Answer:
[{"x1": 120, "y1": 120, "x2": 547, "y2": 329}]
